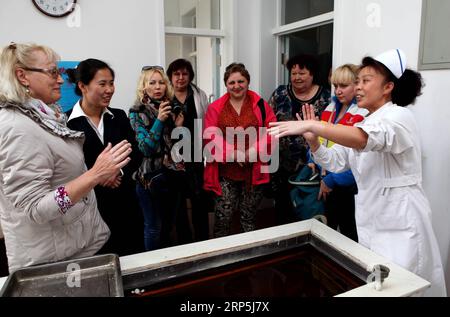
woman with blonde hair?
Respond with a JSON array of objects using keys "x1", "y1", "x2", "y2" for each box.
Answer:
[
  {"x1": 0, "y1": 43, "x2": 131, "y2": 272},
  {"x1": 129, "y1": 66, "x2": 190, "y2": 250}
]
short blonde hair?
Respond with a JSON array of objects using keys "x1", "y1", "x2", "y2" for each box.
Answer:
[
  {"x1": 134, "y1": 68, "x2": 174, "y2": 105},
  {"x1": 0, "y1": 43, "x2": 60, "y2": 103},
  {"x1": 331, "y1": 64, "x2": 360, "y2": 86}
]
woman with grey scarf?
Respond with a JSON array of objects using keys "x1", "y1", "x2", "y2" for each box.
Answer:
[{"x1": 0, "y1": 43, "x2": 130, "y2": 272}]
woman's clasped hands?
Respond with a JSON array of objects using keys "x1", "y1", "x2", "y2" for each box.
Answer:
[{"x1": 93, "y1": 140, "x2": 132, "y2": 187}]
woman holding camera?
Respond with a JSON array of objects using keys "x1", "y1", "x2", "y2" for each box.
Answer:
[
  {"x1": 167, "y1": 59, "x2": 212, "y2": 242},
  {"x1": 129, "y1": 66, "x2": 191, "y2": 251}
]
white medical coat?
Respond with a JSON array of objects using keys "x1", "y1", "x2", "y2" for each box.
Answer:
[{"x1": 312, "y1": 102, "x2": 446, "y2": 297}]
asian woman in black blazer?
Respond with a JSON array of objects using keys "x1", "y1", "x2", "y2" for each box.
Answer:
[{"x1": 66, "y1": 59, "x2": 144, "y2": 256}]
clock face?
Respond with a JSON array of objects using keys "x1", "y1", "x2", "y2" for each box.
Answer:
[{"x1": 32, "y1": 0, "x2": 77, "y2": 17}]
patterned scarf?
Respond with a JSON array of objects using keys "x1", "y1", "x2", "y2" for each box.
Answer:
[
  {"x1": 0, "y1": 98, "x2": 84, "y2": 139},
  {"x1": 131, "y1": 102, "x2": 185, "y2": 181}
]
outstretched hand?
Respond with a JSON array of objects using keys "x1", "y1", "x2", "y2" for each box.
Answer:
[
  {"x1": 268, "y1": 104, "x2": 318, "y2": 138},
  {"x1": 268, "y1": 118, "x2": 309, "y2": 138},
  {"x1": 299, "y1": 104, "x2": 320, "y2": 144},
  {"x1": 268, "y1": 104, "x2": 321, "y2": 150}
]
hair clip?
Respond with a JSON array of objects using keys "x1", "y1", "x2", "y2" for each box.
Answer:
[{"x1": 8, "y1": 42, "x2": 17, "y2": 50}]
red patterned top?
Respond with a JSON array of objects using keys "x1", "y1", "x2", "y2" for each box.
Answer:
[{"x1": 217, "y1": 96, "x2": 259, "y2": 184}]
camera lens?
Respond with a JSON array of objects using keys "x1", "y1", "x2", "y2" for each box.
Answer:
[{"x1": 171, "y1": 101, "x2": 183, "y2": 115}]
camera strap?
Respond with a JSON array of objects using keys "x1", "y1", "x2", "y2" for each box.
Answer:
[{"x1": 257, "y1": 98, "x2": 266, "y2": 125}]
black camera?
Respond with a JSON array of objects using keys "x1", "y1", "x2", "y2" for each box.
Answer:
[{"x1": 171, "y1": 100, "x2": 183, "y2": 115}]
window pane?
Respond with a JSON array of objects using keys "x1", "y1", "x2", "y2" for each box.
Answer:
[
  {"x1": 281, "y1": 23, "x2": 333, "y2": 87},
  {"x1": 281, "y1": 0, "x2": 334, "y2": 25},
  {"x1": 419, "y1": 0, "x2": 450, "y2": 70},
  {"x1": 165, "y1": 35, "x2": 221, "y2": 100},
  {"x1": 165, "y1": 0, "x2": 221, "y2": 29}
]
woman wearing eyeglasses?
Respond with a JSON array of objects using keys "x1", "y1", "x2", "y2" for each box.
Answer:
[
  {"x1": 129, "y1": 66, "x2": 190, "y2": 251},
  {"x1": 66, "y1": 59, "x2": 145, "y2": 256},
  {"x1": 0, "y1": 43, "x2": 130, "y2": 272},
  {"x1": 166, "y1": 59, "x2": 213, "y2": 242}
]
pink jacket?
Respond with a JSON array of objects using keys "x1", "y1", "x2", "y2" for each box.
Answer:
[{"x1": 203, "y1": 90, "x2": 277, "y2": 196}]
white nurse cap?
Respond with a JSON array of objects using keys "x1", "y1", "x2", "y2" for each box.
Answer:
[{"x1": 374, "y1": 49, "x2": 407, "y2": 79}]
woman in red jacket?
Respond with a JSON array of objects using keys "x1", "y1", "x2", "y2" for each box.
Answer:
[{"x1": 203, "y1": 63, "x2": 276, "y2": 237}]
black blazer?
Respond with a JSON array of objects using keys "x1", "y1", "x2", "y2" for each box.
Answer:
[
  {"x1": 66, "y1": 106, "x2": 144, "y2": 255},
  {"x1": 66, "y1": 107, "x2": 142, "y2": 180}
]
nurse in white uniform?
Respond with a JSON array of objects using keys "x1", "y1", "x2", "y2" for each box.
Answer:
[{"x1": 268, "y1": 49, "x2": 447, "y2": 297}]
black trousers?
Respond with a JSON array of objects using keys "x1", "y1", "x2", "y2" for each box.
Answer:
[
  {"x1": 161, "y1": 170, "x2": 194, "y2": 247},
  {"x1": 324, "y1": 185, "x2": 358, "y2": 242},
  {"x1": 0, "y1": 238, "x2": 8, "y2": 276},
  {"x1": 185, "y1": 163, "x2": 213, "y2": 241},
  {"x1": 272, "y1": 168, "x2": 295, "y2": 225}
]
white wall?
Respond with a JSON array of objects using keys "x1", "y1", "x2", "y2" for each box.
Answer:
[
  {"x1": 416, "y1": 69, "x2": 450, "y2": 293},
  {"x1": 0, "y1": 0, "x2": 165, "y2": 110},
  {"x1": 333, "y1": 0, "x2": 450, "y2": 293},
  {"x1": 233, "y1": 0, "x2": 277, "y2": 100}
]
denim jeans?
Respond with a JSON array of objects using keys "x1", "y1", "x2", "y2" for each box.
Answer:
[{"x1": 135, "y1": 173, "x2": 168, "y2": 251}]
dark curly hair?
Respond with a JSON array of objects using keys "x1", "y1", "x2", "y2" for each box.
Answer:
[
  {"x1": 167, "y1": 58, "x2": 195, "y2": 82},
  {"x1": 286, "y1": 54, "x2": 319, "y2": 81}
]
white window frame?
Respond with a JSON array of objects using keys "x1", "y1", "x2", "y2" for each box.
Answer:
[
  {"x1": 271, "y1": 1, "x2": 334, "y2": 86},
  {"x1": 163, "y1": 0, "x2": 234, "y2": 98},
  {"x1": 165, "y1": 27, "x2": 225, "y2": 39}
]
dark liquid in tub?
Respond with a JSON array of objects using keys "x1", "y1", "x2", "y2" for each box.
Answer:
[{"x1": 126, "y1": 244, "x2": 365, "y2": 297}]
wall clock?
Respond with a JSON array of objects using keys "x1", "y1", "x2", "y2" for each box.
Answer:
[{"x1": 32, "y1": 0, "x2": 77, "y2": 18}]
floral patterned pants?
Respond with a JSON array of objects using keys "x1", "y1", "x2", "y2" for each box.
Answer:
[{"x1": 214, "y1": 178, "x2": 263, "y2": 238}]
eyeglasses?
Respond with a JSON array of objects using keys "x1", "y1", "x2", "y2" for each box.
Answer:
[
  {"x1": 141, "y1": 65, "x2": 164, "y2": 72},
  {"x1": 23, "y1": 67, "x2": 63, "y2": 79}
]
